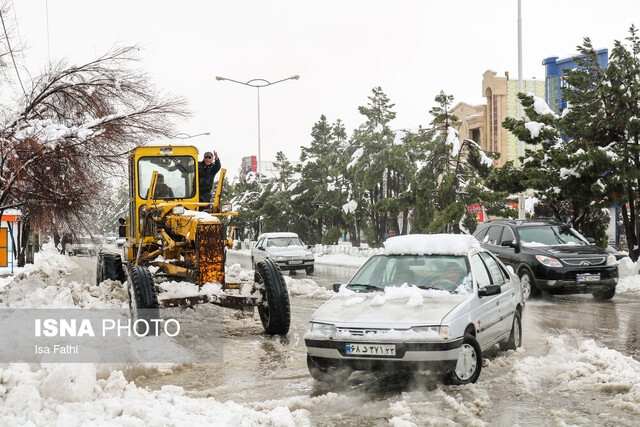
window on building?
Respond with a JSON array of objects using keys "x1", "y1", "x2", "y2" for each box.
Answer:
[
  {"x1": 471, "y1": 128, "x2": 481, "y2": 144},
  {"x1": 546, "y1": 76, "x2": 560, "y2": 114}
]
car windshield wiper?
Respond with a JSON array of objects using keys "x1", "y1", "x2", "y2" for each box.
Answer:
[{"x1": 346, "y1": 284, "x2": 383, "y2": 292}]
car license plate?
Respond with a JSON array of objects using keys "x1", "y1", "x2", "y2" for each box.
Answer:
[
  {"x1": 287, "y1": 260, "x2": 303, "y2": 265},
  {"x1": 346, "y1": 343, "x2": 396, "y2": 356},
  {"x1": 576, "y1": 273, "x2": 600, "y2": 282}
]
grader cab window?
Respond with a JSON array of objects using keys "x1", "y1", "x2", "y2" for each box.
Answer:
[{"x1": 138, "y1": 155, "x2": 196, "y2": 200}]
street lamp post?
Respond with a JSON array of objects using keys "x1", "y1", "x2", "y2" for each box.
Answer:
[
  {"x1": 517, "y1": 0, "x2": 526, "y2": 220},
  {"x1": 215, "y1": 75, "x2": 299, "y2": 185}
]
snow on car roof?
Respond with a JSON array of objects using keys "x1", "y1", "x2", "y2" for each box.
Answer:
[
  {"x1": 384, "y1": 234, "x2": 481, "y2": 256},
  {"x1": 258, "y1": 232, "x2": 299, "y2": 240}
]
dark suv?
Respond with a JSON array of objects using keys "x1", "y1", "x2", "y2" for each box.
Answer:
[{"x1": 473, "y1": 219, "x2": 618, "y2": 300}]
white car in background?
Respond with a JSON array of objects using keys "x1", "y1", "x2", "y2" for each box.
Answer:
[
  {"x1": 251, "y1": 232, "x2": 315, "y2": 274},
  {"x1": 305, "y1": 234, "x2": 525, "y2": 385},
  {"x1": 66, "y1": 236, "x2": 100, "y2": 257}
]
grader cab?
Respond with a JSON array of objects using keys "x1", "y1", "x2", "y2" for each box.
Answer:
[{"x1": 96, "y1": 145, "x2": 290, "y2": 335}]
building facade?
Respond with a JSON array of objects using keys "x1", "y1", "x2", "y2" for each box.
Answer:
[
  {"x1": 453, "y1": 70, "x2": 545, "y2": 167},
  {"x1": 542, "y1": 49, "x2": 608, "y2": 114}
]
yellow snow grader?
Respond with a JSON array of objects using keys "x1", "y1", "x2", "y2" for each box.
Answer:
[{"x1": 96, "y1": 145, "x2": 290, "y2": 335}]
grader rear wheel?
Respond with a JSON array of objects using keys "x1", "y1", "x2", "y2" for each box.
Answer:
[
  {"x1": 256, "y1": 259, "x2": 290, "y2": 335},
  {"x1": 96, "y1": 252, "x2": 125, "y2": 285}
]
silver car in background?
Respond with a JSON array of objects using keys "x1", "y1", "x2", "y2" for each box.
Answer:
[{"x1": 251, "y1": 232, "x2": 315, "y2": 274}]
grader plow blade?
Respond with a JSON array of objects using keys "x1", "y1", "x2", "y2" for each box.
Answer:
[{"x1": 159, "y1": 292, "x2": 260, "y2": 309}]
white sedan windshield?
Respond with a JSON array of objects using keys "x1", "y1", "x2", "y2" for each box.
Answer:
[
  {"x1": 266, "y1": 237, "x2": 305, "y2": 248},
  {"x1": 349, "y1": 255, "x2": 472, "y2": 293}
]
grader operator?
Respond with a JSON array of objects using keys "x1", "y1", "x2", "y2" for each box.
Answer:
[{"x1": 96, "y1": 145, "x2": 290, "y2": 335}]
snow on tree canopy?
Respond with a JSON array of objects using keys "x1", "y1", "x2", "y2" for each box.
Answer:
[
  {"x1": 447, "y1": 127, "x2": 461, "y2": 157},
  {"x1": 347, "y1": 148, "x2": 363, "y2": 169},
  {"x1": 393, "y1": 130, "x2": 406, "y2": 145},
  {"x1": 528, "y1": 92, "x2": 558, "y2": 117},
  {"x1": 524, "y1": 121, "x2": 545, "y2": 138},
  {"x1": 465, "y1": 139, "x2": 493, "y2": 167},
  {"x1": 384, "y1": 234, "x2": 481, "y2": 256},
  {"x1": 342, "y1": 199, "x2": 357, "y2": 214}
]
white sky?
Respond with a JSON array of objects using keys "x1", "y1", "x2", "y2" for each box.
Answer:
[{"x1": 8, "y1": 0, "x2": 640, "y2": 180}]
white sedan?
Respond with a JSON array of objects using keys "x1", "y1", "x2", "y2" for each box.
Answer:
[{"x1": 305, "y1": 234, "x2": 525, "y2": 385}]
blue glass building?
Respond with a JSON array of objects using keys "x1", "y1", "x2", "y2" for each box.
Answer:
[{"x1": 542, "y1": 49, "x2": 608, "y2": 114}]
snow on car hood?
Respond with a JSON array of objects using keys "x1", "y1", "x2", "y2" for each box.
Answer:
[{"x1": 311, "y1": 285, "x2": 468, "y2": 328}]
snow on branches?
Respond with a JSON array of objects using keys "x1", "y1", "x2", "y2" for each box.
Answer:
[{"x1": 0, "y1": 39, "x2": 188, "y2": 243}]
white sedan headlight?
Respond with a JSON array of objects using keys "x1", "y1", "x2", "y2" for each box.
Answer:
[
  {"x1": 309, "y1": 322, "x2": 337, "y2": 337},
  {"x1": 411, "y1": 325, "x2": 449, "y2": 339},
  {"x1": 275, "y1": 256, "x2": 286, "y2": 261}
]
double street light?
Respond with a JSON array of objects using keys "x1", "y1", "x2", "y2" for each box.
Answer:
[
  {"x1": 172, "y1": 132, "x2": 210, "y2": 139},
  {"x1": 215, "y1": 75, "x2": 300, "y2": 185}
]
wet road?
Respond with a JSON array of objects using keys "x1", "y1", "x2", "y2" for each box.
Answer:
[{"x1": 79, "y1": 252, "x2": 640, "y2": 425}]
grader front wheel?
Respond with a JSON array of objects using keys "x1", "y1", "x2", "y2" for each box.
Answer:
[
  {"x1": 127, "y1": 266, "x2": 160, "y2": 336},
  {"x1": 256, "y1": 259, "x2": 290, "y2": 335}
]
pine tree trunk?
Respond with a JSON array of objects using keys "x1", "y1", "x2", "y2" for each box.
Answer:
[
  {"x1": 621, "y1": 188, "x2": 638, "y2": 261},
  {"x1": 402, "y1": 208, "x2": 409, "y2": 235}
]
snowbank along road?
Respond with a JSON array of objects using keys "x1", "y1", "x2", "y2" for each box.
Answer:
[{"x1": 1, "y1": 244, "x2": 639, "y2": 425}]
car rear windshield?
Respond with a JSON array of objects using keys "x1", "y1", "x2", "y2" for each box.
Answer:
[
  {"x1": 517, "y1": 225, "x2": 587, "y2": 246},
  {"x1": 348, "y1": 255, "x2": 472, "y2": 293}
]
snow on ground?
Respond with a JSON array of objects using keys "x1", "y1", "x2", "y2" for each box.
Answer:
[
  {"x1": 2, "y1": 244, "x2": 640, "y2": 424},
  {"x1": 616, "y1": 256, "x2": 640, "y2": 294},
  {"x1": 0, "y1": 244, "x2": 311, "y2": 425}
]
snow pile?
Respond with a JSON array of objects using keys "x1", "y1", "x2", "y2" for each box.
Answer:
[
  {"x1": 511, "y1": 336, "x2": 640, "y2": 416},
  {"x1": 0, "y1": 364, "x2": 309, "y2": 425},
  {"x1": 226, "y1": 263, "x2": 254, "y2": 283},
  {"x1": 384, "y1": 234, "x2": 480, "y2": 256},
  {"x1": 157, "y1": 281, "x2": 223, "y2": 300},
  {"x1": 616, "y1": 256, "x2": 640, "y2": 294},
  {"x1": 0, "y1": 244, "x2": 127, "y2": 309},
  {"x1": 285, "y1": 276, "x2": 333, "y2": 299},
  {"x1": 617, "y1": 256, "x2": 638, "y2": 277}
]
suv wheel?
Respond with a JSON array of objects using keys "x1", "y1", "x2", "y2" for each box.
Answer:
[
  {"x1": 519, "y1": 269, "x2": 539, "y2": 300},
  {"x1": 593, "y1": 287, "x2": 616, "y2": 300}
]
